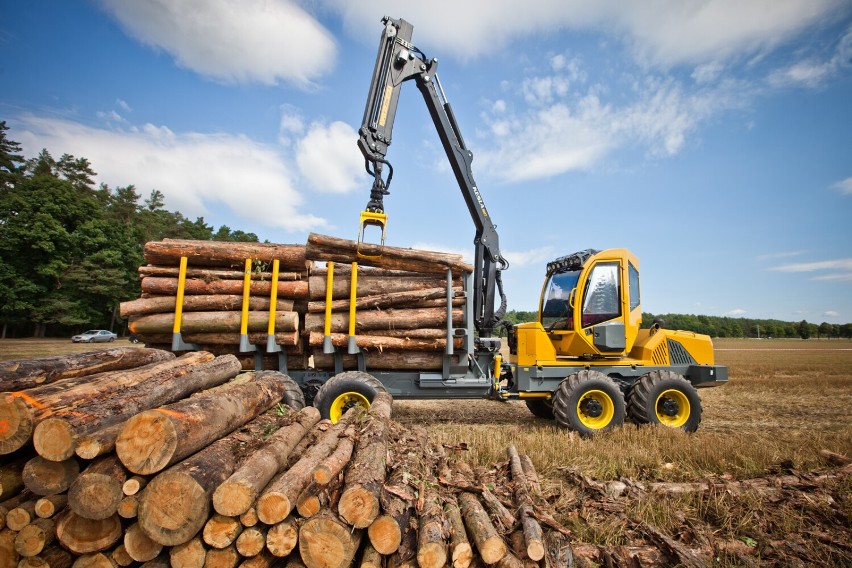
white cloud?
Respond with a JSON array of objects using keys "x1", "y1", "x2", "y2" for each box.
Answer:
[
  {"x1": 328, "y1": 0, "x2": 844, "y2": 67},
  {"x1": 98, "y1": 0, "x2": 336, "y2": 86},
  {"x1": 823, "y1": 310, "x2": 840, "y2": 317},
  {"x1": 757, "y1": 251, "x2": 805, "y2": 261},
  {"x1": 12, "y1": 114, "x2": 326, "y2": 233},
  {"x1": 768, "y1": 26, "x2": 852, "y2": 88},
  {"x1": 833, "y1": 176, "x2": 852, "y2": 196},
  {"x1": 503, "y1": 246, "x2": 557, "y2": 268},
  {"x1": 772, "y1": 259, "x2": 852, "y2": 272},
  {"x1": 724, "y1": 308, "x2": 747, "y2": 317},
  {"x1": 295, "y1": 121, "x2": 363, "y2": 194}
]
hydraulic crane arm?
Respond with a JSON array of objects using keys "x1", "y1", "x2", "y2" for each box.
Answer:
[{"x1": 358, "y1": 17, "x2": 509, "y2": 336}]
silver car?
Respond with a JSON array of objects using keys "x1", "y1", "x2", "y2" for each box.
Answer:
[{"x1": 71, "y1": 329, "x2": 117, "y2": 343}]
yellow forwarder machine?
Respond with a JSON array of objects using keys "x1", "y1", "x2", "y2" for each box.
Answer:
[{"x1": 333, "y1": 16, "x2": 727, "y2": 436}]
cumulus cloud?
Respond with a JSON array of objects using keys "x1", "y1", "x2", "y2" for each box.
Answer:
[
  {"x1": 294, "y1": 121, "x2": 363, "y2": 194},
  {"x1": 328, "y1": 0, "x2": 844, "y2": 67},
  {"x1": 98, "y1": 0, "x2": 336, "y2": 86},
  {"x1": 724, "y1": 308, "x2": 747, "y2": 317},
  {"x1": 12, "y1": 114, "x2": 326, "y2": 233},
  {"x1": 823, "y1": 310, "x2": 840, "y2": 317},
  {"x1": 503, "y1": 246, "x2": 557, "y2": 268}
]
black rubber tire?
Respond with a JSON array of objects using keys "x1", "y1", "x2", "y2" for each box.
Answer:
[
  {"x1": 312, "y1": 371, "x2": 387, "y2": 422},
  {"x1": 254, "y1": 371, "x2": 306, "y2": 410},
  {"x1": 552, "y1": 370, "x2": 626, "y2": 436},
  {"x1": 525, "y1": 398, "x2": 555, "y2": 420},
  {"x1": 627, "y1": 370, "x2": 702, "y2": 432}
]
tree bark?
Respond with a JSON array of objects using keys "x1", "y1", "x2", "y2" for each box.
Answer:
[
  {"x1": 212, "y1": 406, "x2": 321, "y2": 517},
  {"x1": 75, "y1": 422, "x2": 125, "y2": 460},
  {"x1": 129, "y1": 311, "x2": 299, "y2": 335},
  {"x1": 133, "y1": 331, "x2": 299, "y2": 346},
  {"x1": 0, "y1": 348, "x2": 173, "y2": 392},
  {"x1": 337, "y1": 392, "x2": 393, "y2": 529},
  {"x1": 116, "y1": 370, "x2": 284, "y2": 475},
  {"x1": 143, "y1": 239, "x2": 310, "y2": 270},
  {"x1": 139, "y1": 264, "x2": 306, "y2": 281},
  {"x1": 298, "y1": 509, "x2": 364, "y2": 568},
  {"x1": 0, "y1": 352, "x2": 210, "y2": 456},
  {"x1": 55, "y1": 511, "x2": 123, "y2": 554},
  {"x1": 140, "y1": 277, "x2": 308, "y2": 299},
  {"x1": 307, "y1": 332, "x2": 459, "y2": 352},
  {"x1": 308, "y1": 273, "x2": 457, "y2": 301},
  {"x1": 68, "y1": 455, "x2": 127, "y2": 520},
  {"x1": 35, "y1": 354, "x2": 242, "y2": 462},
  {"x1": 445, "y1": 498, "x2": 473, "y2": 568},
  {"x1": 306, "y1": 286, "x2": 461, "y2": 313},
  {"x1": 417, "y1": 485, "x2": 448, "y2": 568},
  {"x1": 306, "y1": 233, "x2": 472, "y2": 274},
  {"x1": 507, "y1": 445, "x2": 544, "y2": 562},
  {"x1": 120, "y1": 295, "x2": 294, "y2": 318},
  {"x1": 304, "y1": 307, "x2": 462, "y2": 333},
  {"x1": 0, "y1": 454, "x2": 27, "y2": 500},
  {"x1": 458, "y1": 492, "x2": 507, "y2": 565}
]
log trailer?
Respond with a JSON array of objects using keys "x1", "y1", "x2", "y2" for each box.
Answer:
[{"x1": 308, "y1": 16, "x2": 727, "y2": 435}]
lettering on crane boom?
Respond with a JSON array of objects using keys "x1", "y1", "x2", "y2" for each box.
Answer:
[{"x1": 473, "y1": 185, "x2": 488, "y2": 217}]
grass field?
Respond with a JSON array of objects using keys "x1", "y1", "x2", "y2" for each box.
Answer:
[{"x1": 2, "y1": 337, "x2": 850, "y2": 564}]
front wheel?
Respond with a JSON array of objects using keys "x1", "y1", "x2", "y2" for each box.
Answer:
[
  {"x1": 552, "y1": 370, "x2": 625, "y2": 436},
  {"x1": 627, "y1": 370, "x2": 702, "y2": 432},
  {"x1": 312, "y1": 371, "x2": 387, "y2": 423}
]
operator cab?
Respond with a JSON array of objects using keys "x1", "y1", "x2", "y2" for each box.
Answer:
[{"x1": 540, "y1": 248, "x2": 642, "y2": 358}]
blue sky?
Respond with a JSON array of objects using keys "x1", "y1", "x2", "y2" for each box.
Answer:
[{"x1": 2, "y1": 0, "x2": 851, "y2": 323}]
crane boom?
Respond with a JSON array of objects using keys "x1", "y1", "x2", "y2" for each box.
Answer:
[{"x1": 358, "y1": 16, "x2": 508, "y2": 335}]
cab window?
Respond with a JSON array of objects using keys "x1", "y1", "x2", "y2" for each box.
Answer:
[
  {"x1": 582, "y1": 262, "x2": 621, "y2": 327},
  {"x1": 541, "y1": 270, "x2": 581, "y2": 328},
  {"x1": 629, "y1": 262, "x2": 640, "y2": 311}
]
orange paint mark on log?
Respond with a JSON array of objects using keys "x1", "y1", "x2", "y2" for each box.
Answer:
[
  {"x1": 0, "y1": 420, "x2": 8, "y2": 434},
  {"x1": 155, "y1": 408, "x2": 187, "y2": 419},
  {"x1": 11, "y1": 391, "x2": 45, "y2": 409}
]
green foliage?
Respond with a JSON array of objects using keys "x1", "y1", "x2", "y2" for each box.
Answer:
[{"x1": 0, "y1": 130, "x2": 261, "y2": 338}]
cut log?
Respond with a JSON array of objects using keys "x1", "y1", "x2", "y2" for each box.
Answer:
[
  {"x1": 75, "y1": 422, "x2": 125, "y2": 460},
  {"x1": 312, "y1": 427, "x2": 356, "y2": 485},
  {"x1": 55, "y1": 511, "x2": 123, "y2": 554},
  {"x1": 116, "y1": 496, "x2": 138, "y2": 519},
  {"x1": 0, "y1": 348, "x2": 174, "y2": 392},
  {"x1": 15, "y1": 517, "x2": 55, "y2": 556},
  {"x1": 70, "y1": 552, "x2": 115, "y2": 568},
  {"x1": 0, "y1": 454, "x2": 27, "y2": 500},
  {"x1": 137, "y1": 410, "x2": 291, "y2": 546},
  {"x1": 307, "y1": 286, "x2": 461, "y2": 312},
  {"x1": 417, "y1": 485, "x2": 448, "y2": 568},
  {"x1": 35, "y1": 354, "x2": 242, "y2": 462},
  {"x1": 312, "y1": 350, "x2": 454, "y2": 372},
  {"x1": 123, "y1": 522, "x2": 163, "y2": 562},
  {"x1": 507, "y1": 445, "x2": 544, "y2": 562},
  {"x1": 307, "y1": 331, "x2": 459, "y2": 352},
  {"x1": 239, "y1": 550, "x2": 278, "y2": 568},
  {"x1": 116, "y1": 371, "x2": 286, "y2": 475},
  {"x1": 445, "y1": 498, "x2": 473, "y2": 568},
  {"x1": 22, "y1": 457, "x2": 80, "y2": 496},
  {"x1": 240, "y1": 507, "x2": 259, "y2": 528},
  {"x1": 1, "y1": 528, "x2": 19, "y2": 568},
  {"x1": 138, "y1": 264, "x2": 306, "y2": 281},
  {"x1": 120, "y1": 295, "x2": 294, "y2": 318},
  {"x1": 34, "y1": 494, "x2": 67, "y2": 519},
  {"x1": 111, "y1": 545, "x2": 134, "y2": 567},
  {"x1": 256, "y1": 412, "x2": 357, "y2": 525},
  {"x1": 235, "y1": 525, "x2": 267, "y2": 557},
  {"x1": 304, "y1": 307, "x2": 462, "y2": 333},
  {"x1": 296, "y1": 474, "x2": 343, "y2": 519},
  {"x1": 143, "y1": 239, "x2": 310, "y2": 270},
  {"x1": 129, "y1": 310, "x2": 299, "y2": 335},
  {"x1": 265, "y1": 517, "x2": 298, "y2": 557},
  {"x1": 1, "y1": 490, "x2": 34, "y2": 530},
  {"x1": 360, "y1": 542, "x2": 383, "y2": 568},
  {"x1": 0, "y1": 352, "x2": 209, "y2": 456},
  {"x1": 203, "y1": 544, "x2": 240, "y2": 568},
  {"x1": 68, "y1": 455, "x2": 127, "y2": 520},
  {"x1": 306, "y1": 233, "x2": 472, "y2": 274},
  {"x1": 17, "y1": 545, "x2": 73, "y2": 568},
  {"x1": 6, "y1": 498, "x2": 38, "y2": 531},
  {"x1": 140, "y1": 552, "x2": 170, "y2": 568},
  {"x1": 203, "y1": 514, "x2": 242, "y2": 549},
  {"x1": 298, "y1": 509, "x2": 364, "y2": 568},
  {"x1": 338, "y1": 392, "x2": 393, "y2": 529},
  {"x1": 140, "y1": 277, "x2": 308, "y2": 299},
  {"x1": 169, "y1": 536, "x2": 207, "y2": 568},
  {"x1": 458, "y1": 492, "x2": 507, "y2": 564},
  {"x1": 308, "y1": 273, "x2": 457, "y2": 301},
  {"x1": 122, "y1": 476, "x2": 147, "y2": 496},
  {"x1": 132, "y1": 331, "x2": 299, "y2": 346}
]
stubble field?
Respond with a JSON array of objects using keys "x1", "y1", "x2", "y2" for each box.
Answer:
[{"x1": 1, "y1": 337, "x2": 850, "y2": 565}]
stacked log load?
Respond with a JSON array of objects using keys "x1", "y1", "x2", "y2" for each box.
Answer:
[
  {"x1": 0, "y1": 350, "x2": 589, "y2": 568},
  {"x1": 122, "y1": 235, "x2": 473, "y2": 372}
]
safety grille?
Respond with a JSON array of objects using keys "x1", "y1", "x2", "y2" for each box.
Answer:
[
  {"x1": 652, "y1": 342, "x2": 668, "y2": 365},
  {"x1": 667, "y1": 339, "x2": 696, "y2": 365}
]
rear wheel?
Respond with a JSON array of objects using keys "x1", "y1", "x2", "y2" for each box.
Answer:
[
  {"x1": 312, "y1": 371, "x2": 387, "y2": 423},
  {"x1": 627, "y1": 370, "x2": 702, "y2": 432},
  {"x1": 525, "y1": 398, "x2": 554, "y2": 419},
  {"x1": 552, "y1": 370, "x2": 625, "y2": 436}
]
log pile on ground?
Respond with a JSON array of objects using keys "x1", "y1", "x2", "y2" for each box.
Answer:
[
  {"x1": 1, "y1": 351, "x2": 851, "y2": 567},
  {"x1": 121, "y1": 236, "x2": 472, "y2": 372}
]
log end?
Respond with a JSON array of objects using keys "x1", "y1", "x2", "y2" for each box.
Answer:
[
  {"x1": 527, "y1": 540, "x2": 546, "y2": 562},
  {"x1": 266, "y1": 520, "x2": 298, "y2": 558},
  {"x1": 367, "y1": 515, "x2": 402, "y2": 555},
  {"x1": 69, "y1": 473, "x2": 123, "y2": 520},
  {"x1": 256, "y1": 491, "x2": 291, "y2": 526},
  {"x1": 211, "y1": 480, "x2": 254, "y2": 518},
  {"x1": 338, "y1": 485, "x2": 379, "y2": 529},
  {"x1": 33, "y1": 418, "x2": 76, "y2": 462},
  {"x1": 417, "y1": 542, "x2": 448, "y2": 568},
  {"x1": 479, "y1": 536, "x2": 508, "y2": 565},
  {"x1": 299, "y1": 517, "x2": 361, "y2": 568},
  {"x1": 139, "y1": 471, "x2": 209, "y2": 547},
  {"x1": 451, "y1": 543, "x2": 474, "y2": 568},
  {"x1": 75, "y1": 437, "x2": 108, "y2": 460},
  {"x1": 0, "y1": 394, "x2": 34, "y2": 456},
  {"x1": 115, "y1": 410, "x2": 178, "y2": 475},
  {"x1": 55, "y1": 511, "x2": 122, "y2": 555}
]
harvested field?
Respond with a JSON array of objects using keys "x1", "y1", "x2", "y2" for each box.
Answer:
[{"x1": 1, "y1": 337, "x2": 850, "y2": 566}]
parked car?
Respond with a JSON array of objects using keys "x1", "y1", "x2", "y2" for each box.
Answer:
[{"x1": 71, "y1": 329, "x2": 117, "y2": 343}]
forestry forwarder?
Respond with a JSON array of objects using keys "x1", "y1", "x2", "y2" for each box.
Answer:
[{"x1": 325, "y1": 16, "x2": 728, "y2": 436}]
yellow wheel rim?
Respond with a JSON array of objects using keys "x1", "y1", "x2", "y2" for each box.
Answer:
[
  {"x1": 576, "y1": 390, "x2": 615, "y2": 429},
  {"x1": 655, "y1": 389, "x2": 690, "y2": 428},
  {"x1": 329, "y1": 392, "x2": 370, "y2": 423}
]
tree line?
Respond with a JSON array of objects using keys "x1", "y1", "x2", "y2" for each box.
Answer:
[
  {"x1": 2, "y1": 121, "x2": 849, "y2": 340},
  {"x1": 0, "y1": 121, "x2": 259, "y2": 338}
]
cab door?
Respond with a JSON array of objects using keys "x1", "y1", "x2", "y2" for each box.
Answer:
[{"x1": 579, "y1": 260, "x2": 626, "y2": 353}]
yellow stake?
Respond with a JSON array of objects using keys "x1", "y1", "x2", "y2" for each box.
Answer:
[
  {"x1": 173, "y1": 257, "x2": 189, "y2": 334},
  {"x1": 240, "y1": 258, "x2": 252, "y2": 336},
  {"x1": 267, "y1": 259, "x2": 280, "y2": 335},
  {"x1": 323, "y1": 262, "x2": 335, "y2": 337},
  {"x1": 348, "y1": 262, "x2": 358, "y2": 337}
]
